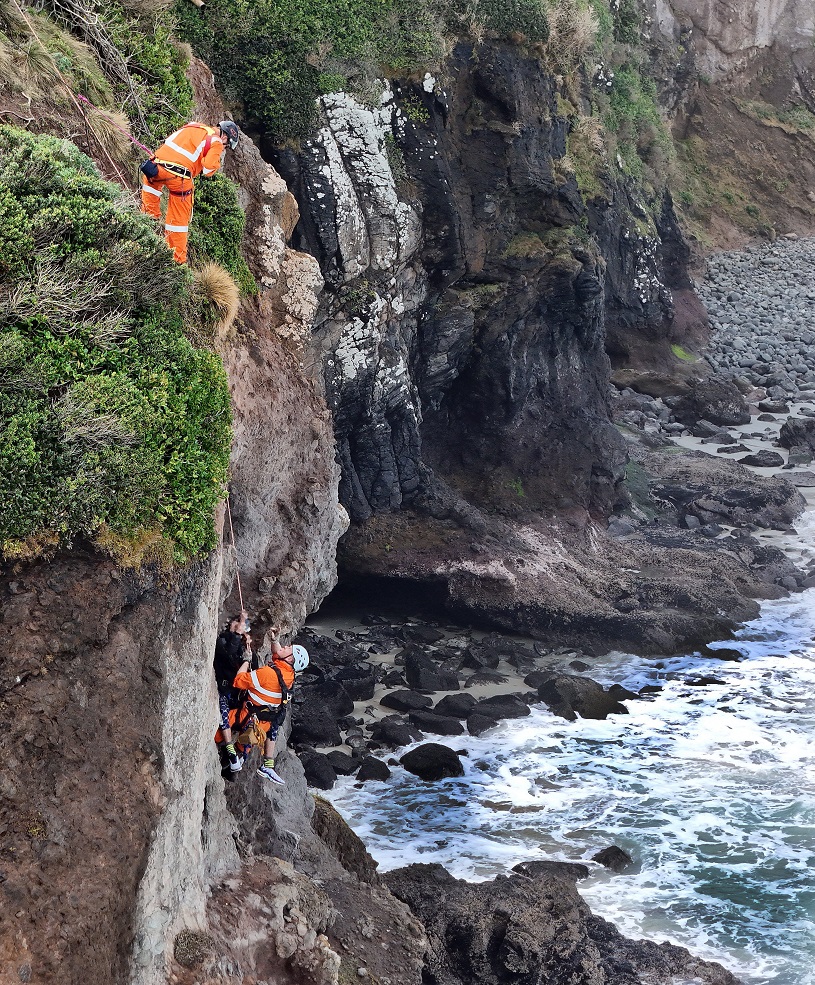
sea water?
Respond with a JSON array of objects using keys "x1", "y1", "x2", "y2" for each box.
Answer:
[{"x1": 327, "y1": 523, "x2": 815, "y2": 984}]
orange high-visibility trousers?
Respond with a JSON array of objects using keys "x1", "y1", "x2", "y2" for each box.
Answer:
[{"x1": 140, "y1": 170, "x2": 194, "y2": 264}]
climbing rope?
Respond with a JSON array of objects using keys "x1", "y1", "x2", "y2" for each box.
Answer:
[
  {"x1": 10, "y1": 0, "x2": 133, "y2": 189},
  {"x1": 225, "y1": 494, "x2": 245, "y2": 615}
]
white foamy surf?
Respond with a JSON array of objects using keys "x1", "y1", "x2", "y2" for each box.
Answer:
[{"x1": 327, "y1": 515, "x2": 815, "y2": 985}]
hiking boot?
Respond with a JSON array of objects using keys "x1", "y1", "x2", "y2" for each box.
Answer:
[{"x1": 257, "y1": 763, "x2": 285, "y2": 785}]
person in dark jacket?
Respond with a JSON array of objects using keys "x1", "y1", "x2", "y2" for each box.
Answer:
[{"x1": 213, "y1": 610, "x2": 251, "y2": 772}]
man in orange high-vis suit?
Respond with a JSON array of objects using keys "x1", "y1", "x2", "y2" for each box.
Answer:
[
  {"x1": 215, "y1": 641, "x2": 309, "y2": 785},
  {"x1": 140, "y1": 120, "x2": 239, "y2": 263}
]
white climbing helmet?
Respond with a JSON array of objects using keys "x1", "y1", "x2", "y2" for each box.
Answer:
[{"x1": 292, "y1": 644, "x2": 309, "y2": 672}]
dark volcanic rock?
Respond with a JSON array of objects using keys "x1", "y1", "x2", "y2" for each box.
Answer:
[
  {"x1": 472, "y1": 693, "x2": 531, "y2": 721},
  {"x1": 307, "y1": 681, "x2": 355, "y2": 719},
  {"x1": 300, "y1": 752, "x2": 338, "y2": 790},
  {"x1": 433, "y1": 693, "x2": 477, "y2": 719},
  {"x1": 408, "y1": 709, "x2": 466, "y2": 736},
  {"x1": 674, "y1": 377, "x2": 751, "y2": 427},
  {"x1": 780, "y1": 417, "x2": 815, "y2": 452},
  {"x1": 386, "y1": 863, "x2": 740, "y2": 985},
  {"x1": 738, "y1": 450, "x2": 784, "y2": 468},
  {"x1": 400, "y1": 743, "x2": 465, "y2": 781},
  {"x1": 512, "y1": 859, "x2": 590, "y2": 881},
  {"x1": 332, "y1": 665, "x2": 377, "y2": 701},
  {"x1": 467, "y1": 713, "x2": 500, "y2": 736},
  {"x1": 356, "y1": 756, "x2": 392, "y2": 782},
  {"x1": 380, "y1": 689, "x2": 434, "y2": 713},
  {"x1": 462, "y1": 642, "x2": 501, "y2": 669},
  {"x1": 326, "y1": 750, "x2": 359, "y2": 775},
  {"x1": 404, "y1": 647, "x2": 460, "y2": 691},
  {"x1": 369, "y1": 718, "x2": 422, "y2": 748},
  {"x1": 592, "y1": 845, "x2": 634, "y2": 872},
  {"x1": 537, "y1": 675, "x2": 629, "y2": 721},
  {"x1": 290, "y1": 701, "x2": 343, "y2": 747},
  {"x1": 402, "y1": 624, "x2": 446, "y2": 644}
]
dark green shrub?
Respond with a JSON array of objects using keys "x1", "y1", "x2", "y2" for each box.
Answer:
[
  {"x1": 188, "y1": 173, "x2": 256, "y2": 296},
  {"x1": 0, "y1": 126, "x2": 231, "y2": 562}
]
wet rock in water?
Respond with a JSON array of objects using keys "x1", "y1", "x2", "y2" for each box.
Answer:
[
  {"x1": 592, "y1": 845, "x2": 634, "y2": 872},
  {"x1": 675, "y1": 377, "x2": 751, "y2": 428},
  {"x1": 569, "y1": 659, "x2": 591, "y2": 672},
  {"x1": 404, "y1": 647, "x2": 460, "y2": 691},
  {"x1": 467, "y1": 713, "x2": 499, "y2": 736},
  {"x1": 332, "y1": 665, "x2": 377, "y2": 701},
  {"x1": 408, "y1": 709, "x2": 466, "y2": 736},
  {"x1": 356, "y1": 756, "x2": 391, "y2": 783},
  {"x1": 387, "y1": 861, "x2": 737, "y2": 984},
  {"x1": 380, "y1": 689, "x2": 434, "y2": 713},
  {"x1": 512, "y1": 859, "x2": 590, "y2": 881},
  {"x1": 462, "y1": 642, "x2": 501, "y2": 669},
  {"x1": 291, "y1": 702, "x2": 342, "y2": 747},
  {"x1": 400, "y1": 744, "x2": 465, "y2": 781},
  {"x1": 701, "y1": 645, "x2": 744, "y2": 662},
  {"x1": 369, "y1": 718, "x2": 422, "y2": 748},
  {"x1": 608, "y1": 683, "x2": 639, "y2": 701},
  {"x1": 739, "y1": 450, "x2": 784, "y2": 468},
  {"x1": 471, "y1": 693, "x2": 531, "y2": 721},
  {"x1": 638, "y1": 684, "x2": 663, "y2": 694},
  {"x1": 687, "y1": 676, "x2": 726, "y2": 686},
  {"x1": 326, "y1": 750, "x2": 359, "y2": 775},
  {"x1": 537, "y1": 675, "x2": 629, "y2": 721},
  {"x1": 402, "y1": 624, "x2": 446, "y2": 644},
  {"x1": 780, "y1": 417, "x2": 815, "y2": 452},
  {"x1": 433, "y1": 693, "x2": 477, "y2": 719},
  {"x1": 301, "y1": 751, "x2": 338, "y2": 790},
  {"x1": 523, "y1": 670, "x2": 551, "y2": 688},
  {"x1": 345, "y1": 733, "x2": 369, "y2": 756}
]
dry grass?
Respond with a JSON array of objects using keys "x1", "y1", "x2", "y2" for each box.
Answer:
[
  {"x1": 190, "y1": 262, "x2": 241, "y2": 343},
  {"x1": 545, "y1": 0, "x2": 598, "y2": 73},
  {"x1": 94, "y1": 522, "x2": 175, "y2": 570},
  {"x1": 1, "y1": 529, "x2": 60, "y2": 562},
  {"x1": 86, "y1": 105, "x2": 136, "y2": 168},
  {"x1": 118, "y1": 0, "x2": 176, "y2": 13}
]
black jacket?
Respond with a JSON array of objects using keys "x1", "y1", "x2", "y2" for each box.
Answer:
[{"x1": 213, "y1": 629, "x2": 247, "y2": 695}]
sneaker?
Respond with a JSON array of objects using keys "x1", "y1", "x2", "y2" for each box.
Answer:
[
  {"x1": 228, "y1": 752, "x2": 242, "y2": 772},
  {"x1": 257, "y1": 763, "x2": 285, "y2": 785}
]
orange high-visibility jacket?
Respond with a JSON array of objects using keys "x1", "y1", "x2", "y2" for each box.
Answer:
[
  {"x1": 154, "y1": 122, "x2": 224, "y2": 177},
  {"x1": 233, "y1": 658, "x2": 295, "y2": 710}
]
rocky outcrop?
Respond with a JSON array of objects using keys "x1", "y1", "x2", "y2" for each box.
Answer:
[{"x1": 387, "y1": 863, "x2": 741, "y2": 985}]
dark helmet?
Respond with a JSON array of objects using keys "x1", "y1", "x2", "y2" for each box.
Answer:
[{"x1": 219, "y1": 120, "x2": 239, "y2": 151}]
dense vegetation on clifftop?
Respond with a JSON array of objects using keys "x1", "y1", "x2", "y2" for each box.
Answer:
[{"x1": 0, "y1": 127, "x2": 232, "y2": 563}]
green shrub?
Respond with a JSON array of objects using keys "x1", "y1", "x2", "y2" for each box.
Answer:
[
  {"x1": 188, "y1": 173, "x2": 256, "y2": 296},
  {"x1": 604, "y1": 64, "x2": 671, "y2": 178},
  {"x1": 174, "y1": 0, "x2": 547, "y2": 142},
  {"x1": 0, "y1": 126, "x2": 231, "y2": 563}
]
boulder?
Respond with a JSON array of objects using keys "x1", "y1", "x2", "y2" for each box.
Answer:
[
  {"x1": 780, "y1": 417, "x2": 815, "y2": 452},
  {"x1": 402, "y1": 624, "x2": 446, "y2": 644},
  {"x1": 408, "y1": 710, "x2": 466, "y2": 736},
  {"x1": 536, "y1": 675, "x2": 629, "y2": 722},
  {"x1": 674, "y1": 377, "x2": 750, "y2": 427},
  {"x1": 400, "y1": 743, "x2": 465, "y2": 781},
  {"x1": 433, "y1": 693, "x2": 477, "y2": 719},
  {"x1": 464, "y1": 670, "x2": 508, "y2": 687},
  {"x1": 592, "y1": 845, "x2": 634, "y2": 872},
  {"x1": 291, "y1": 702, "x2": 342, "y2": 747},
  {"x1": 356, "y1": 756, "x2": 391, "y2": 782},
  {"x1": 462, "y1": 642, "x2": 501, "y2": 669},
  {"x1": 471, "y1": 693, "x2": 531, "y2": 721},
  {"x1": 369, "y1": 718, "x2": 422, "y2": 748},
  {"x1": 758, "y1": 399, "x2": 789, "y2": 414},
  {"x1": 326, "y1": 750, "x2": 359, "y2": 775},
  {"x1": 700, "y1": 645, "x2": 744, "y2": 662},
  {"x1": 380, "y1": 689, "x2": 434, "y2": 713},
  {"x1": 512, "y1": 859, "x2": 590, "y2": 881},
  {"x1": 738, "y1": 450, "x2": 784, "y2": 468},
  {"x1": 307, "y1": 681, "x2": 355, "y2": 718},
  {"x1": 467, "y1": 713, "x2": 499, "y2": 736},
  {"x1": 381, "y1": 670, "x2": 406, "y2": 686},
  {"x1": 301, "y1": 752, "x2": 338, "y2": 790},
  {"x1": 404, "y1": 647, "x2": 460, "y2": 691},
  {"x1": 332, "y1": 665, "x2": 377, "y2": 701},
  {"x1": 523, "y1": 670, "x2": 550, "y2": 689}
]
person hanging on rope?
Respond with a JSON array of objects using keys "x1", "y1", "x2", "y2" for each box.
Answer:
[
  {"x1": 139, "y1": 120, "x2": 240, "y2": 263},
  {"x1": 213, "y1": 610, "x2": 253, "y2": 773},
  {"x1": 215, "y1": 637, "x2": 310, "y2": 785}
]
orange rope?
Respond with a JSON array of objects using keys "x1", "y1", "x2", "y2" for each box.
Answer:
[{"x1": 10, "y1": 0, "x2": 132, "y2": 190}]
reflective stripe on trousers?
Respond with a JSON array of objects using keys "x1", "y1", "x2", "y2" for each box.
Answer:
[{"x1": 139, "y1": 173, "x2": 193, "y2": 264}]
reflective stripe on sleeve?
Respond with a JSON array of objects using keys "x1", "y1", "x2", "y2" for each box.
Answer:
[
  {"x1": 202, "y1": 167, "x2": 216, "y2": 175},
  {"x1": 141, "y1": 184, "x2": 162, "y2": 197},
  {"x1": 164, "y1": 223, "x2": 189, "y2": 232}
]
